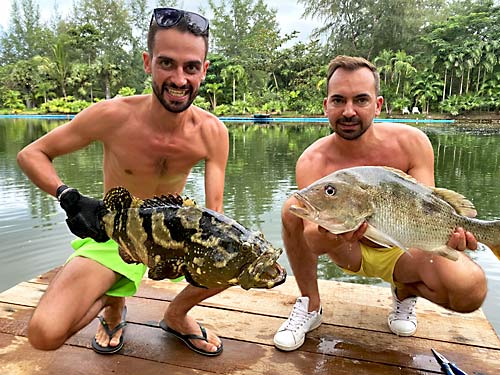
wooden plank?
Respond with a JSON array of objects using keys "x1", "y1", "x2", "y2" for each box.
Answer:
[
  {"x1": 0, "y1": 268, "x2": 493, "y2": 374},
  {"x1": 0, "y1": 319, "x2": 436, "y2": 375},
  {"x1": 12, "y1": 278, "x2": 499, "y2": 349},
  {"x1": 0, "y1": 296, "x2": 498, "y2": 374},
  {"x1": 134, "y1": 278, "x2": 500, "y2": 348},
  {"x1": 0, "y1": 333, "x2": 207, "y2": 375}
]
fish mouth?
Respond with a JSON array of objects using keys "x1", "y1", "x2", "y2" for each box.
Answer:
[
  {"x1": 290, "y1": 192, "x2": 318, "y2": 220},
  {"x1": 261, "y1": 262, "x2": 287, "y2": 288},
  {"x1": 239, "y1": 251, "x2": 287, "y2": 290}
]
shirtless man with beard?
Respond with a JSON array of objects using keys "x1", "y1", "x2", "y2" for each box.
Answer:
[{"x1": 17, "y1": 8, "x2": 227, "y2": 356}]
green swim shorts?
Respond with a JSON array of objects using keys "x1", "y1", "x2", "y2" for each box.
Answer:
[{"x1": 67, "y1": 238, "x2": 147, "y2": 297}]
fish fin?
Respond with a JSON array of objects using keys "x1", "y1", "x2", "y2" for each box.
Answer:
[
  {"x1": 432, "y1": 187, "x2": 477, "y2": 217},
  {"x1": 141, "y1": 194, "x2": 197, "y2": 208},
  {"x1": 104, "y1": 186, "x2": 134, "y2": 211},
  {"x1": 382, "y1": 167, "x2": 419, "y2": 183},
  {"x1": 488, "y1": 244, "x2": 500, "y2": 261},
  {"x1": 431, "y1": 245, "x2": 459, "y2": 261},
  {"x1": 321, "y1": 219, "x2": 364, "y2": 235},
  {"x1": 182, "y1": 266, "x2": 208, "y2": 289},
  {"x1": 364, "y1": 225, "x2": 408, "y2": 250}
]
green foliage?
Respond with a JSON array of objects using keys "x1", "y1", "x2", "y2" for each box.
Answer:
[
  {"x1": 40, "y1": 96, "x2": 91, "y2": 113},
  {"x1": 0, "y1": 0, "x2": 498, "y2": 117},
  {"x1": 117, "y1": 86, "x2": 136, "y2": 96},
  {"x1": 0, "y1": 90, "x2": 26, "y2": 111}
]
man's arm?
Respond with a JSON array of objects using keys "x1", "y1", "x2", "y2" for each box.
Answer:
[
  {"x1": 17, "y1": 102, "x2": 112, "y2": 241},
  {"x1": 204, "y1": 120, "x2": 229, "y2": 213},
  {"x1": 17, "y1": 102, "x2": 108, "y2": 197}
]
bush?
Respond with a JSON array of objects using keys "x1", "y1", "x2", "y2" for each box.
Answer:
[{"x1": 40, "y1": 97, "x2": 91, "y2": 114}]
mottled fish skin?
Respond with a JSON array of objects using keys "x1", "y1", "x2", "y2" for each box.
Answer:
[
  {"x1": 290, "y1": 166, "x2": 500, "y2": 261},
  {"x1": 101, "y1": 187, "x2": 286, "y2": 290}
]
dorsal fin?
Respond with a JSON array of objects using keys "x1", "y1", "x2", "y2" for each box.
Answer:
[
  {"x1": 141, "y1": 194, "x2": 198, "y2": 208},
  {"x1": 432, "y1": 187, "x2": 477, "y2": 217},
  {"x1": 382, "y1": 166, "x2": 419, "y2": 183},
  {"x1": 104, "y1": 187, "x2": 133, "y2": 211}
]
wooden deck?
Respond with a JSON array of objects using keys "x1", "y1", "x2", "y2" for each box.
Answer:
[{"x1": 0, "y1": 268, "x2": 499, "y2": 374}]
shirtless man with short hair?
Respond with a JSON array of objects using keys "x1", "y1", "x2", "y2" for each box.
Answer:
[
  {"x1": 273, "y1": 55, "x2": 487, "y2": 352},
  {"x1": 17, "y1": 8, "x2": 227, "y2": 356}
]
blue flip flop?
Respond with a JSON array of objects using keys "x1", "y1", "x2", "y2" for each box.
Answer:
[
  {"x1": 91, "y1": 306, "x2": 127, "y2": 354},
  {"x1": 159, "y1": 320, "x2": 223, "y2": 356}
]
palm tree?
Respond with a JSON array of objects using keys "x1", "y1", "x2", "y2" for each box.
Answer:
[
  {"x1": 221, "y1": 64, "x2": 246, "y2": 104},
  {"x1": 391, "y1": 50, "x2": 416, "y2": 96},
  {"x1": 51, "y1": 40, "x2": 70, "y2": 98},
  {"x1": 205, "y1": 82, "x2": 223, "y2": 110}
]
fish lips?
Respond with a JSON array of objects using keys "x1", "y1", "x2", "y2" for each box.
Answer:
[
  {"x1": 290, "y1": 192, "x2": 318, "y2": 220},
  {"x1": 239, "y1": 251, "x2": 287, "y2": 290}
]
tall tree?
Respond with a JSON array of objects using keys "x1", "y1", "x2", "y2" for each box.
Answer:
[
  {"x1": 298, "y1": 0, "x2": 446, "y2": 59},
  {"x1": 208, "y1": 0, "x2": 288, "y2": 92},
  {"x1": 1, "y1": 0, "x2": 53, "y2": 65},
  {"x1": 71, "y1": 0, "x2": 135, "y2": 98}
]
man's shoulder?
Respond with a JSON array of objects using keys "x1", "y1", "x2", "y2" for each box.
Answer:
[
  {"x1": 192, "y1": 106, "x2": 227, "y2": 131},
  {"x1": 82, "y1": 95, "x2": 147, "y2": 118},
  {"x1": 375, "y1": 121, "x2": 428, "y2": 140}
]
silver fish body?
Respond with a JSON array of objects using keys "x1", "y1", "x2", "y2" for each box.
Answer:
[
  {"x1": 101, "y1": 187, "x2": 286, "y2": 290},
  {"x1": 290, "y1": 166, "x2": 500, "y2": 261}
]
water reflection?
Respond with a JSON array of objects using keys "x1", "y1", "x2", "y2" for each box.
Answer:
[{"x1": 0, "y1": 118, "x2": 499, "y2": 335}]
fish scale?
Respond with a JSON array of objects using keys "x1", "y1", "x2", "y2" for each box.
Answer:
[
  {"x1": 100, "y1": 186, "x2": 286, "y2": 290},
  {"x1": 290, "y1": 166, "x2": 500, "y2": 261}
]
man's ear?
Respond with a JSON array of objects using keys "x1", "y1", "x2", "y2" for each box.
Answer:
[{"x1": 143, "y1": 51, "x2": 152, "y2": 74}]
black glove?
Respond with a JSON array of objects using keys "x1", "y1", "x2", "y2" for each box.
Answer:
[{"x1": 57, "y1": 185, "x2": 109, "y2": 242}]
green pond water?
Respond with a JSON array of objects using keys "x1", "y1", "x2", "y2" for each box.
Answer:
[{"x1": 0, "y1": 118, "x2": 499, "y2": 336}]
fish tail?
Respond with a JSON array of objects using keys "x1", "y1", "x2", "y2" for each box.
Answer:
[{"x1": 489, "y1": 245, "x2": 500, "y2": 261}]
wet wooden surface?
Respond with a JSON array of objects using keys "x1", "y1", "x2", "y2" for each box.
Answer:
[{"x1": 0, "y1": 267, "x2": 499, "y2": 374}]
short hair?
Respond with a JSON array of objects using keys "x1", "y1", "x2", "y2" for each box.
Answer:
[
  {"x1": 326, "y1": 55, "x2": 380, "y2": 95},
  {"x1": 147, "y1": 18, "x2": 209, "y2": 59}
]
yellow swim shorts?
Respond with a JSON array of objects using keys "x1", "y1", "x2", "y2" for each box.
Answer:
[{"x1": 340, "y1": 243, "x2": 405, "y2": 286}]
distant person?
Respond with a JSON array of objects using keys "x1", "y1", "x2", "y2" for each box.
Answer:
[
  {"x1": 17, "y1": 8, "x2": 228, "y2": 356},
  {"x1": 273, "y1": 55, "x2": 486, "y2": 351}
]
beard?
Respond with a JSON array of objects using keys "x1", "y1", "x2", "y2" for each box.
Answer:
[
  {"x1": 152, "y1": 82, "x2": 199, "y2": 113},
  {"x1": 333, "y1": 116, "x2": 371, "y2": 140}
]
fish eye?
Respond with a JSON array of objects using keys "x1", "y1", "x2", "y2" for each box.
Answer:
[{"x1": 324, "y1": 185, "x2": 336, "y2": 196}]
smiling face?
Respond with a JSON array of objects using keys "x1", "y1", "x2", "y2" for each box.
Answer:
[
  {"x1": 143, "y1": 28, "x2": 209, "y2": 113},
  {"x1": 323, "y1": 67, "x2": 383, "y2": 140}
]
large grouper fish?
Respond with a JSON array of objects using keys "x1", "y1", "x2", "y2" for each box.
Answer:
[
  {"x1": 101, "y1": 187, "x2": 286, "y2": 290},
  {"x1": 289, "y1": 166, "x2": 500, "y2": 261}
]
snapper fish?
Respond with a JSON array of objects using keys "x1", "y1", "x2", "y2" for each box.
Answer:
[
  {"x1": 101, "y1": 187, "x2": 286, "y2": 290},
  {"x1": 289, "y1": 166, "x2": 500, "y2": 261}
]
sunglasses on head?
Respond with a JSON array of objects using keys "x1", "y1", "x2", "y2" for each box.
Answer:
[{"x1": 151, "y1": 8, "x2": 209, "y2": 36}]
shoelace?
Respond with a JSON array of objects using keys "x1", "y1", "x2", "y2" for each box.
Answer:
[
  {"x1": 394, "y1": 297, "x2": 417, "y2": 319},
  {"x1": 283, "y1": 303, "x2": 310, "y2": 331}
]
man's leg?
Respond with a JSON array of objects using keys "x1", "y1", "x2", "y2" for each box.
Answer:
[
  {"x1": 273, "y1": 197, "x2": 323, "y2": 351},
  {"x1": 28, "y1": 257, "x2": 122, "y2": 350},
  {"x1": 281, "y1": 196, "x2": 321, "y2": 309},
  {"x1": 394, "y1": 248, "x2": 487, "y2": 312},
  {"x1": 162, "y1": 285, "x2": 226, "y2": 353}
]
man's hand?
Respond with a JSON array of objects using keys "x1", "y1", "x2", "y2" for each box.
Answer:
[
  {"x1": 57, "y1": 185, "x2": 109, "y2": 242},
  {"x1": 448, "y1": 227, "x2": 477, "y2": 251}
]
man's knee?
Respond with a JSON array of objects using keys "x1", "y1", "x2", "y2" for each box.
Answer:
[
  {"x1": 28, "y1": 314, "x2": 67, "y2": 350},
  {"x1": 281, "y1": 196, "x2": 303, "y2": 232},
  {"x1": 448, "y1": 266, "x2": 487, "y2": 313}
]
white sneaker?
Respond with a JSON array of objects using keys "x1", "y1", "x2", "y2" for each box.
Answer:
[
  {"x1": 388, "y1": 288, "x2": 417, "y2": 336},
  {"x1": 273, "y1": 296, "x2": 323, "y2": 351}
]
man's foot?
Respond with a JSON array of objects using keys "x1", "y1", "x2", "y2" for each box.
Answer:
[
  {"x1": 273, "y1": 296, "x2": 323, "y2": 351},
  {"x1": 93, "y1": 298, "x2": 126, "y2": 353},
  {"x1": 388, "y1": 288, "x2": 417, "y2": 336},
  {"x1": 162, "y1": 314, "x2": 222, "y2": 355}
]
